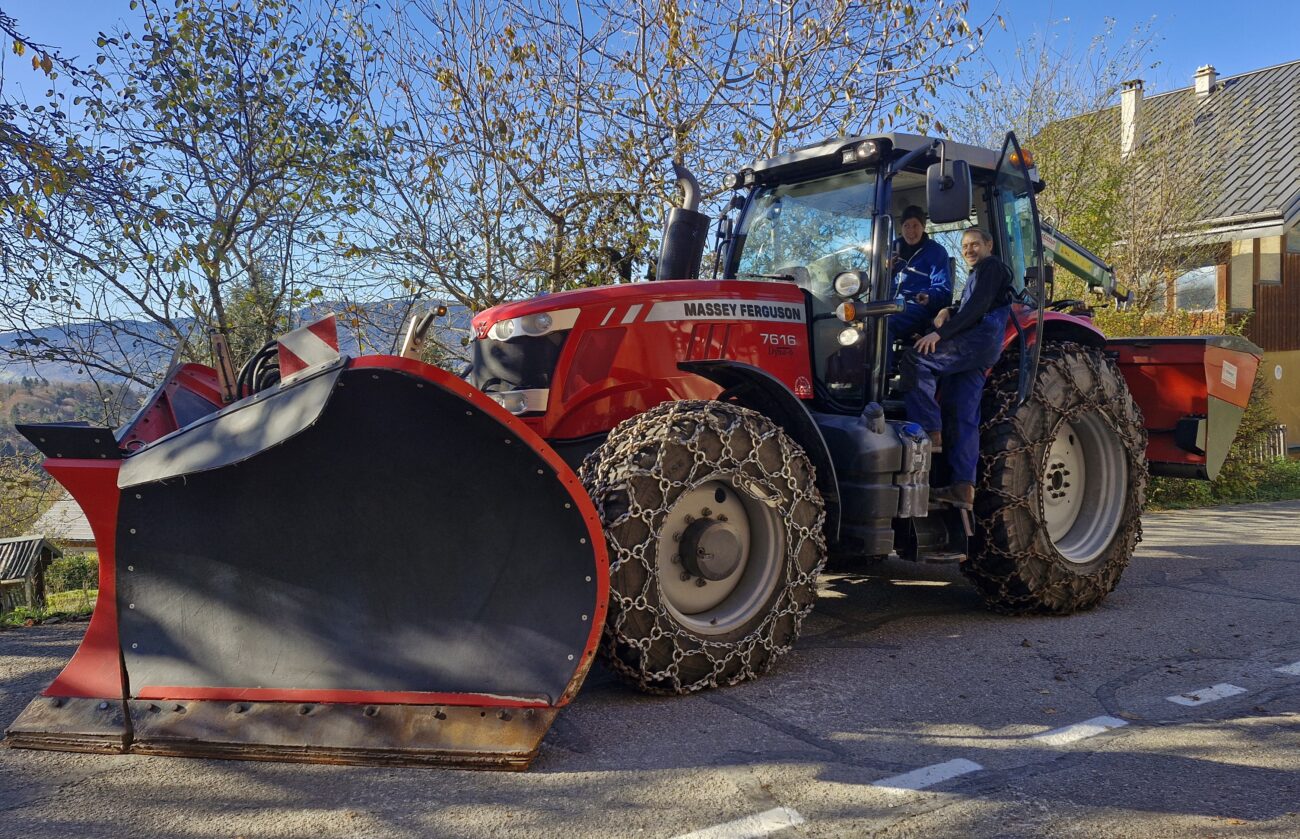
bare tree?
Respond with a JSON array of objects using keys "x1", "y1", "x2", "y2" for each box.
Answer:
[
  {"x1": 947, "y1": 18, "x2": 1255, "y2": 328},
  {"x1": 352, "y1": 0, "x2": 988, "y2": 321},
  {"x1": 1, "y1": 0, "x2": 375, "y2": 388}
]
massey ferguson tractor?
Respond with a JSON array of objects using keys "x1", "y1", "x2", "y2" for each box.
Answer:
[{"x1": 6, "y1": 132, "x2": 1260, "y2": 769}]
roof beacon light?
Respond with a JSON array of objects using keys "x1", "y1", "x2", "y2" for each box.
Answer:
[{"x1": 1009, "y1": 148, "x2": 1035, "y2": 168}]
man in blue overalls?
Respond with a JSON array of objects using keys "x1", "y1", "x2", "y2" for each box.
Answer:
[
  {"x1": 888, "y1": 205, "x2": 951, "y2": 347},
  {"x1": 899, "y1": 227, "x2": 1013, "y2": 509}
]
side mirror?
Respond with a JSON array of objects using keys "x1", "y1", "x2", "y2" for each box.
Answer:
[{"x1": 926, "y1": 159, "x2": 972, "y2": 224}]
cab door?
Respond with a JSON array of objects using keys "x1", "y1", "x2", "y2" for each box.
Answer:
[{"x1": 991, "y1": 131, "x2": 1046, "y2": 401}]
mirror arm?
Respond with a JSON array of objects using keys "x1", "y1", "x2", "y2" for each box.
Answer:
[{"x1": 887, "y1": 139, "x2": 942, "y2": 180}]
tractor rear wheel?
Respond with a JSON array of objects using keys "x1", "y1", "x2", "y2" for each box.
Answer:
[
  {"x1": 579, "y1": 400, "x2": 826, "y2": 694},
  {"x1": 966, "y1": 342, "x2": 1148, "y2": 614}
]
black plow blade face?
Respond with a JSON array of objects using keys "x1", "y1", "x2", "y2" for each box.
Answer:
[{"x1": 7, "y1": 356, "x2": 607, "y2": 770}]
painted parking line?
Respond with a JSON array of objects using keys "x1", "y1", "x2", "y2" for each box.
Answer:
[
  {"x1": 1166, "y1": 683, "x2": 1249, "y2": 706},
  {"x1": 1275, "y1": 661, "x2": 1300, "y2": 676},
  {"x1": 872, "y1": 758, "x2": 984, "y2": 794},
  {"x1": 672, "y1": 807, "x2": 806, "y2": 839},
  {"x1": 1032, "y1": 715, "x2": 1129, "y2": 746}
]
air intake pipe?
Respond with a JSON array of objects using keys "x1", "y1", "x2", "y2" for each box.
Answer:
[{"x1": 655, "y1": 163, "x2": 712, "y2": 281}]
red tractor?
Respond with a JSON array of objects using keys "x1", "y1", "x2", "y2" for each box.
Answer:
[{"x1": 7, "y1": 132, "x2": 1259, "y2": 768}]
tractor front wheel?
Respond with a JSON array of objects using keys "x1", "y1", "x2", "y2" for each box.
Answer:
[
  {"x1": 966, "y1": 342, "x2": 1148, "y2": 614},
  {"x1": 579, "y1": 400, "x2": 826, "y2": 694}
]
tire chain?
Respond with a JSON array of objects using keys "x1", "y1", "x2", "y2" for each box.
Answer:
[
  {"x1": 579, "y1": 400, "x2": 827, "y2": 694},
  {"x1": 971, "y1": 342, "x2": 1149, "y2": 612}
]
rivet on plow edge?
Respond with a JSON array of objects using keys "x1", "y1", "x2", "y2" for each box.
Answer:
[
  {"x1": 364, "y1": 706, "x2": 379, "y2": 717},
  {"x1": 585, "y1": 576, "x2": 591, "y2": 582},
  {"x1": 97, "y1": 701, "x2": 109, "y2": 711},
  {"x1": 128, "y1": 603, "x2": 135, "y2": 609},
  {"x1": 127, "y1": 565, "x2": 134, "y2": 571},
  {"x1": 298, "y1": 704, "x2": 313, "y2": 715},
  {"x1": 230, "y1": 703, "x2": 248, "y2": 714},
  {"x1": 579, "y1": 537, "x2": 587, "y2": 544},
  {"x1": 582, "y1": 614, "x2": 589, "y2": 621},
  {"x1": 496, "y1": 710, "x2": 512, "y2": 721},
  {"x1": 48, "y1": 697, "x2": 64, "y2": 708},
  {"x1": 131, "y1": 643, "x2": 138, "y2": 649},
  {"x1": 564, "y1": 502, "x2": 571, "y2": 509},
  {"x1": 567, "y1": 654, "x2": 574, "y2": 661},
  {"x1": 129, "y1": 528, "x2": 137, "y2": 534}
]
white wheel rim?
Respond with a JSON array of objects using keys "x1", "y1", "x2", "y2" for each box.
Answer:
[
  {"x1": 655, "y1": 477, "x2": 784, "y2": 636},
  {"x1": 1041, "y1": 413, "x2": 1128, "y2": 565}
]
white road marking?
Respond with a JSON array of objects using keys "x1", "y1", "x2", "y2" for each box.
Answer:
[
  {"x1": 1166, "y1": 683, "x2": 1249, "y2": 706},
  {"x1": 672, "y1": 807, "x2": 805, "y2": 839},
  {"x1": 1032, "y1": 715, "x2": 1128, "y2": 746},
  {"x1": 872, "y1": 758, "x2": 983, "y2": 794},
  {"x1": 1275, "y1": 661, "x2": 1300, "y2": 676}
]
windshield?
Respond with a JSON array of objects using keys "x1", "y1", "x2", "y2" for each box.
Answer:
[
  {"x1": 731, "y1": 168, "x2": 877, "y2": 294},
  {"x1": 730, "y1": 168, "x2": 878, "y2": 406}
]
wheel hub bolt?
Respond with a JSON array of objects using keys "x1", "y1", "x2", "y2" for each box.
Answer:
[
  {"x1": 695, "y1": 578, "x2": 707, "y2": 587},
  {"x1": 680, "y1": 571, "x2": 692, "y2": 581}
]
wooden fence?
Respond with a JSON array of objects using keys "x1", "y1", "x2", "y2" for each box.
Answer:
[{"x1": 1246, "y1": 424, "x2": 1289, "y2": 463}]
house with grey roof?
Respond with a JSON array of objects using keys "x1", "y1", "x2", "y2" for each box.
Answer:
[
  {"x1": 1118, "y1": 60, "x2": 1300, "y2": 447},
  {"x1": 30, "y1": 494, "x2": 96, "y2": 551},
  {"x1": 0, "y1": 536, "x2": 61, "y2": 611}
]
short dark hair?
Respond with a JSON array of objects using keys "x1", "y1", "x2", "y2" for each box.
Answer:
[
  {"x1": 901, "y1": 205, "x2": 926, "y2": 225},
  {"x1": 962, "y1": 226, "x2": 993, "y2": 244}
]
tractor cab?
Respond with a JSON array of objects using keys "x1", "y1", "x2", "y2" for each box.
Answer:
[{"x1": 719, "y1": 132, "x2": 1046, "y2": 413}]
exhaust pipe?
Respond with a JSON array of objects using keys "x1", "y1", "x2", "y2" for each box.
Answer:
[{"x1": 655, "y1": 163, "x2": 712, "y2": 281}]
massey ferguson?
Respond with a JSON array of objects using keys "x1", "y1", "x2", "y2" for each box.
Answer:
[{"x1": 7, "y1": 132, "x2": 1260, "y2": 769}]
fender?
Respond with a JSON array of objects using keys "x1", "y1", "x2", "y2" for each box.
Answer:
[
  {"x1": 1002, "y1": 308, "x2": 1107, "y2": 352},
  {"x1": 678, "y1": 359, "x2": 840, "y2": 543}
]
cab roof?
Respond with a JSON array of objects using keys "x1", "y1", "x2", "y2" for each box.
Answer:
[{"x1": 744, "y1": 132, "x2": 1036, "y2": 186}]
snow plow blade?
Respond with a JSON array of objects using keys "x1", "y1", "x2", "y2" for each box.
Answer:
[{"x1": 6, "y1": 355, "x2": 608, "y2": 770}]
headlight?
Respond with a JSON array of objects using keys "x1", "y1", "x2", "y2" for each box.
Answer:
[
  {"x1": 488, "y1": 388, "x2": 550, "y2": 415},
  {"x1": 520, "y1": 312, "x2": 553, "y2": 335},
  {"x1": 485, "y1": 307, "x2": 579, "y2": 342},
  {"x1": 833, "y1": 271, "x2": 864, "y2": 297},
  {"x1": 722, "y1": 172, "x2": 738, "y2": 190},
  {"x1": 837, "y1": 326, "x2": 863, "y2": 346}
]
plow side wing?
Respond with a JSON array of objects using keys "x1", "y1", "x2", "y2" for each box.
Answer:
[{"x1": 7, "y1": 355, "x2": 608, "y2": 769}]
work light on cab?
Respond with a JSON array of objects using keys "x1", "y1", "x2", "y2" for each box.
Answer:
[{"x1": 833, "y1": 271, "x2": 865, "y2": 297}]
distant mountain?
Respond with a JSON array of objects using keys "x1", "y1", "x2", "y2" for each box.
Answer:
[{"x1": 0, "y1": 301, "x2": 473, "y2": 385}]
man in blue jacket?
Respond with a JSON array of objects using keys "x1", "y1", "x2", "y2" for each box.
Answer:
[{"x1": 888, "y1": 205, "x2": 952, "y2": 347}]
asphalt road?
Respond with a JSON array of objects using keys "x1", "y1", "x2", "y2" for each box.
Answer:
[{"x1": 2, "y1": 501, "x2": 1298, "y2": 839}]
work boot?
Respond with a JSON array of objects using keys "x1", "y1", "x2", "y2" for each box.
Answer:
[
  {"x1": 927, "y1": 430, "x2": 943, "y2": 453},
  {"x1": 932, "y1": 481, "x2": 974, "y2": 510}
]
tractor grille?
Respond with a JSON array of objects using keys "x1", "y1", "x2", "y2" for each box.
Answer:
[{"x1": 470, "y1": 332, "x2": 568, "y2": 393}]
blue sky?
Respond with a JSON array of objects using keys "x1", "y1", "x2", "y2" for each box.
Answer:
[
  {"x1": 985, "y1": 0, "x2": 1300, "y2": 93},
  {"x1": 3, "y1": 0, "x2": 1299, "y2": 105}
]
